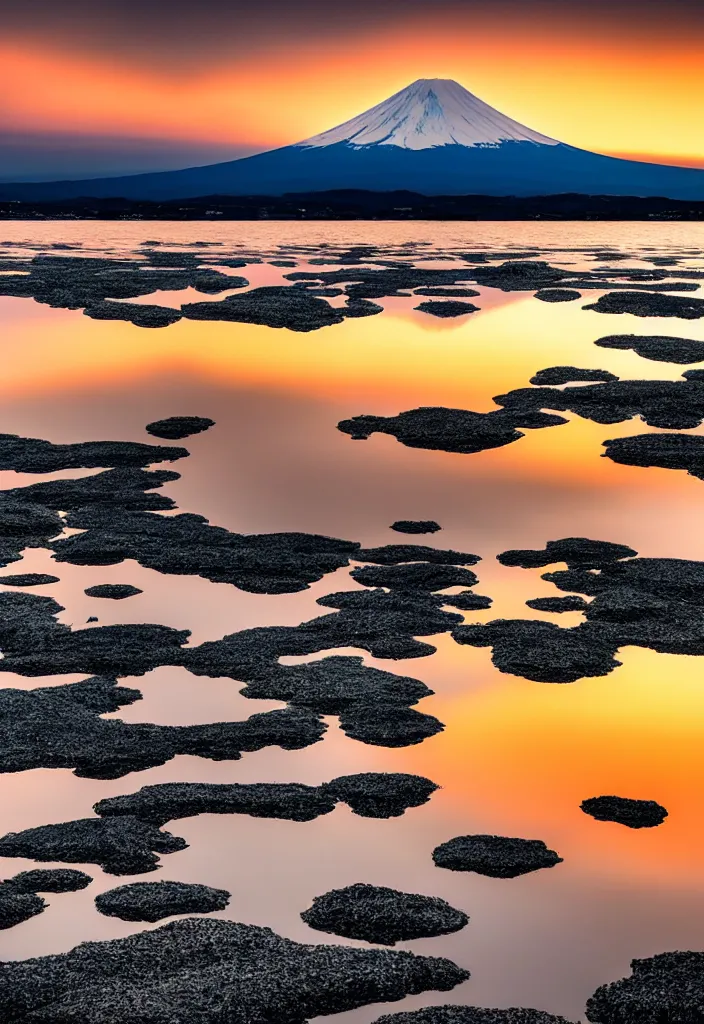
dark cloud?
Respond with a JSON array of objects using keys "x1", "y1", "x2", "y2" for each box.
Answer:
[{"x1": 3, "y1": 0, "x2": 702, "y2": 68}]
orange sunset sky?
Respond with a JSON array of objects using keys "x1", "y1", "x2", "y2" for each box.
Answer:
[{"x1": 0, "y1": 0, "x2": 702, "y2": 179}]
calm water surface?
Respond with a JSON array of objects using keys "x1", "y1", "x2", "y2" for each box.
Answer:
[{"x1": 2, "y1": 221, "x2": 704, "y2": 1022}]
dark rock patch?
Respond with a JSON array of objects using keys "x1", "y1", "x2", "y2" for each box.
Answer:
[
  {"x1": 339, "y1": 406, "x2": 566, "y2": 455},
  {"x1": 356, "y1": 545, "x2": 479, "y2": 566},
  {"x1": 498, "y1": 538, "x2": 637, "y2": 569},
  {"x1": 4, "y1": 869, "x2": 92, "y2": 893},
  {"x1": 0, "y1": 916, "x2": 469, "y2": 1023},
  {"x1": 338, "y1": 704, "x2": 444, "y2": 747},
  {"x1": 414, "y1": 301, "x2": 480, "y2": 317},
  {"x1": 391, "y1": 520, "x2": 441, "y2": 534},
  {"x1": 414, "y1": 287, "x2": 480, "y2": 297},
  {"x1": 301, "y1": 883, "x2": 468, "y2": 945},
  {"x1": 343, "y1": 299, "x2": 384, "y2": 318},
  {"x1": 594, "y1": 333, "x2": 704, "y2": 364},
  {"x1": 0, "y1": 891, "x2": 45, "y2": 930},
  {"x1": 0, "y1": 433, "x2": 187, "y2": 474},
  {"x1": 443, "y1": 591, "x2": 493, "y2": 611},
  {"x1": 453, "y1": 618, "x2": 622, "y2": 683},
  {"x1": 286, "y1": 265, "x2": 479, "y2": 300},
  {"x1": 351, "y1": 563, "x2": 479, "y2": 592},
  {"x1": 534, "y1": 289, "x2": 582, "y2": 302},
  {"x1": 238, "y1": 655, "x2": 433, "y2": 714},
  {"x1": 0, "y1": 815, "x2": 187, "y2": 875},
  {"x1": 95, "y1": 772, "x2": 439, "y2": 826},
  {"x1": 375, "y1": 1006, "x2": 574, "y2": 1024},
  {"x1": 602, "y1": 432, "x2": 704, "y2": 478},
  {"x1": 52, "y1": 510, "x2": 360, "y2": 594},
  {"x1": 84, "y1": 584, "x2": 143, "y2": 599},
  {"x1": 182, "y1": 286, "x2": 346, "y2": 332},
  {"x1": 432, "y1": 835, "x2": 563, "y2": 878},
  {"x1": 84, "y1": 302, "x2": 182, "y2": 328},
  {"x1": 0, "y1": 672, "x2": 325, "y2": 777},
  {"x1": 584, "y1": 291, "x2": 704, "y2": 319},
  {"x1": 529, "y1": 367, "x2": 619, "y2": 385},
  {"x1": 95, "y1": 880, "x2": 231, "y2": 922},
  {"x1": 526, "y1": 596, "x2": 588, "y2": 613},
  {"x1": 585, "y1": 951, "x2": 704, "y2": 1023},
  {"x1": 580, "y1": 795, "x2": 668, "y2": 828},
  {"x1": 0, "y1": 573, "x2": 59, "y2": 586},
  {"x1": 145, "y1": 416, "x2": 215, "y2": 439},
  {"x1": 3, "y1": 466, "x2": 181, "y2": 513},
  {"x1": 323, "y1": 773, "x2": 439, "y2": 819}
]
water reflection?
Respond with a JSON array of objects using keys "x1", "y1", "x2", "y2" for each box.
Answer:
[{"x1": 0, "y1": 222, "x2": 703, "y2": 1022}]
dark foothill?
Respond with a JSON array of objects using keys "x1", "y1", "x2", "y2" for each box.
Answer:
[
  {"x1": 594, "y1": 333, "x2": 704, "y2": 364},
  {"x1": 580, "y1": 796, "x2": 668, "y2": 828},
  {"x1": 0, "y1": 916, "x2": 470, "y2": 1024},
  {"x1": 84, "y1": 302, "x2": 182, "y2": 328},
  {"x1": 182, "y1": 285, "x2": 346, "y2": 332},
  {"x1": 0, "y1": 815, "x2": 187, "y2": 875},
  {"x1": 4, "y1": 869, "x2": 92, "y2": 893},
  {"x1": 585, "y1": 951, "x2": 704, "y2": 1023},
  {"x1": 584, "y1": 290, "x2": 704, "y2": 319},
  {"x1": 498, "y1": 538, "x2": 637, "y2": 569},
  {"x1": 529, "y1": 367, "x2": 619, "y2": 385},
  {"x1": 526, "y1": 596, "x2": 588, "y2": 613},
  {"x1": 432, "y1": 835, "x2": 563, "y2": 878},
  {"x1": 338, "y1": 406, "x2": 566, "y2": 455},
  {"x1": 301, "y1": 883, "x2": 469, "y2": 946},
  {"x1": 391, "y1": 521, "x2": 442, "y2": 534},
  {"x1": 145, "y1": 416, "x2": 215, "y2": 439},
  {"x1": 0, "y1": 433, "x2": 188, "y2": 474},
  {"x1": 414, "y1": 288, "x2": 481, "y2": 297},
  {"x1": 84, "y1": 584, "x2": 143, "y2": 599},
  {"x1": 95, "y1": 772, "x2": 440, "y2": 826},
  {"x1": 0, "y1": 574, "x2": 59, "y2": 586},
  {"x1": 375, "y1": 1006, "x2": 575, "y2": 1024},
  {"x1": 414, "y1": 301, "x2": 480, "y2": 317},
  {"x1": 534, "y1": 289, "x2": 582, "y2": 302},
  {"x1": 95, "y1": 880, "x2": 231, "y2": 922}
]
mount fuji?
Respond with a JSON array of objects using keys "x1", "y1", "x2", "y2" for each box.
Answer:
[{"x1": 2, "y1": 78, "x2": 704, "y2": 201}]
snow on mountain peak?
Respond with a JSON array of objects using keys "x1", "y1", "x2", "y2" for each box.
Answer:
[{"x1": 296, "y1": 78, "x2": 559, "y2": 151}]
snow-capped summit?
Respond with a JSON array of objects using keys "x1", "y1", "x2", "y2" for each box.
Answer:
[
  {"x1": 3, "y1": 77, "x2": 704, "y2": 201},
  {"x1": 297, "y1": 78, "x2": 558, "y2": 151}
]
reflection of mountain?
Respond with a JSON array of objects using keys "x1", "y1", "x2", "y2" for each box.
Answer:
[{"x1": 2, "y1": 78, "x2": 704, "y2": 201}]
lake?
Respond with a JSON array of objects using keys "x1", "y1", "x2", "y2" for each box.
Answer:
[{"x1": 1, "y1": 220, "x2": 704, "y2": 1023}]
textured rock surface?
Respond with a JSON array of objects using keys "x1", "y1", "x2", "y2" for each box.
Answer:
[
  {"x1": 375, "y1": 1007, "x2": 574, "y2": 1024},
  {"x1": 391, "y1": 521, "x2": 442, "y2": 534},
  {"x1": 145, "y1": 416, "x2": 215, "y2": 439},
  {"x1": 84, "y1": 584, "x2": 143, "y2": 599},
  {"x1": 0, "y1": 916, "x2": 470, "y2": 1023},
  {"x1": 580, "y1": 796, "x2": 668, "y2": 828},
  {"x1": 585, "y1": 951, "x2": 704, "y2": 1023},
  {"x1": 301, "y1": 883, "x2": 469, "y2": 945},
  {"x1": 95, "y1": 880, "x2": 231, "y2": 922},
  {"x1": 594, "y1": 333, "x2": 704, "y2": 364},
  {"x1": 432, "y1": 835, "x2": 563, "y2": 878}
]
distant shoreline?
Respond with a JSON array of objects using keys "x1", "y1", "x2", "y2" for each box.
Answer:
[{"x1": 1, "y1": 190, "x2": 703, "y2": 221}]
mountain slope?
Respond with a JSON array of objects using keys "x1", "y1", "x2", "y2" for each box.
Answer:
[{"x1": 1, "y1": 79, "x2": 703, "y2": 201}]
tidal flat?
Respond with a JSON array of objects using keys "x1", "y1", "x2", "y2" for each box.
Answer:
[{"x1": 0, "y1": 221, "x2": 704, "y2": 1022}]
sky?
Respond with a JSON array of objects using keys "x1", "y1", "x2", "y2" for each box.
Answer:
[{"x1": 1, "y1": 0, "x2": 702, "y2": 180}]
